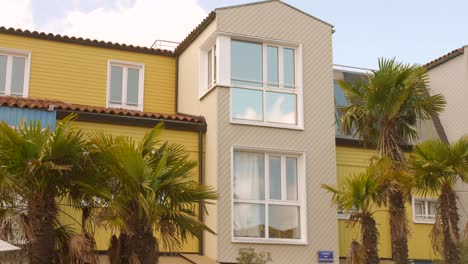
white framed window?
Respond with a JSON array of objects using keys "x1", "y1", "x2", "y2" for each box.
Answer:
[
  {"x1": 337, "y1": 205, "x2": 358, "y2": 220},
  {"x1": 207, "y1": 44, "x2": 217, "y2": 90},
  {"x1": 231, "y1": 147, "x2": 307, "y2": 244},
  {"x1": 412, "y1": 197, "x2": 438, "y2": 224},
  {"x1": 0, "y1": 47, "x2": 31, "y2": 97},
  {"x1": 107, "y1": 60, "x2": 144, "y2": 111},
  {"x1": 230, "y1": 39, "x2": 303, "y2": 129}
]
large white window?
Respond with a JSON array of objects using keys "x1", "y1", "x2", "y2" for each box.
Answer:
[
  {"x1": 412, "y1": 198, "x2": 437, "y2": 224},
  {"x1": 107, "y1": 60, "x2": 144, "y2": 111},
  {"x1": 230, "y1": 40, "x2": 302, "y2": 128},
  {"x1": 0, "y1": 48, "x2": 30, "y2": 97},
  {"x1": 232, "y1": 148, "x2": 306, "y2": 244}
]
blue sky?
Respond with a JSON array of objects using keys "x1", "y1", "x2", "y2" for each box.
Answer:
[{"x1": 1, "y1": 0, "x2": 467, "y2": 69}]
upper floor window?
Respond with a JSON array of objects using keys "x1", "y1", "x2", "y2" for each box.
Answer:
[
  {"x1": 107, "y1": 60, "x2": 144, "y2": 111},
  {"x1": 0, "y1": 48, "x2": 30, "y2": 97},
  {"x1": 412, "y1": 198, "x2": 437, "y2": 224},
  {"x1": 230, "y1": 40, "x2": 302, "y2": 128},
  {"x1": 207, "y1": 44, "x2": 217, "y2": 89},
  {"x1": 232, "y1": 149, "x2": 306, "y2": 244},
  {"x1": 334, "y1": 81, "x2": 353, "y2": 137}
]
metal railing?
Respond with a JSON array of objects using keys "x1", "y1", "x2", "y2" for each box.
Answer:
[{"x1": 150, "y1": 39, "x2": 180, "y2": 51}]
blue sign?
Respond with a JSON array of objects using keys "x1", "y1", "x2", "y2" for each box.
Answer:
[{"x1": 318, "y1": 251, "x2": 334, "y2": 263}]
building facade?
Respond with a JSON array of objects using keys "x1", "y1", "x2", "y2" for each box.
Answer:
[{"x1": 0, "y1": 0, "x2": 463, "y2": 263}]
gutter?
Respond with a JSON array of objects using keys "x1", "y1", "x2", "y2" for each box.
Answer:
[
  {"x1": 198, "y1": 130, "x2": 204, "y2": 256},
  {"x1": 56, "y1": 110, "x2": 207, "y2": 132}
]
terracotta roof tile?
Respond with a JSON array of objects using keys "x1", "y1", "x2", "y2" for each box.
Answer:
[
  {"x1": 0, "y1": 96, "x2": 204, "y2": 124},
  {"x1": 174, "y1": 11, "x2": 216, "y2": 55},
  {"x1": 424, "y1": 47, "x2": 465, "y2": 70},
  {"x1": 0, "y1": 27, "x2": 174, "y2": 57}
]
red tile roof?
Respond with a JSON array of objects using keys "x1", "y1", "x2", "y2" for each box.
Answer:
[
  {"x1": 174, "y1": 11, "x2": 216, "y2": 55},
  {"x1": 0, "y1": 96, "x2": 204, "y2": 124},
  {"x1": 0, "y1": 27, "x2": 174, "y2": 57},
  {"x1": 424, "y1": 47, "x2": 465, "y2": 70}
]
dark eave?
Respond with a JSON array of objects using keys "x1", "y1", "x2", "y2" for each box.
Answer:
[
  {"x1": 0, "y1": 27, "x2": 174, "y2": 57},
  {"x1": 174, "y1": 11, "x2": 216, "y2": 55},
  {"x1": 424, "y1": 47, "x2": 464, "y2": 70},
  {"x1": 335, "y1": 137, "x2": 413, "y2": 151}
]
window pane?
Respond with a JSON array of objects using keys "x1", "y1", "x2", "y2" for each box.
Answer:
[
  {"x1": 232, "y1": 88, "x2": 263, "y2": 121},
  {"x1": 213, "y1": 45, "x2": 217, "y2": 84},
  {"x1": 428, "y1": 202, "x2": 437, "y2": 216},
  {"x1": 269, "y1": 205, "x2": 300, "y2": 239},
  {"x1": 127, "y1": 68, "x2": 139, "y2": 105},
  {"x1": 267, "y1": 46, "x2": 279, "y2": 87},
  {"x1": 414, "y1": 201, "x2": 424, "y2": 216},
  {"x1": 234, "y1": 203, "x2": 265, "y2": 238},
  {"x1": 266, "y1": 92, "x2": 296, "y2": 124},
  {"x1": 11, "y1": 57, "x2": 25, "y2": 95},
  {"x1": 0, "y1": 55, "x2": 6, "y2": 94},
  {"x1": 283, "y1": 48, "x2": 295, "y2": 88},
  {"x1": 208, "y1": 49, "x2": 212, "y2": 87},
  {"x1": 231, "y1": 40, "x2": 262, "y2": 87},
  {"x1": 286, "y1": 157, "x2": 298, "y2": 200},
  {"x1": 334, "y1": 82, "x2": 348, "y2": 107},
  {"x1": 233, "y1": 151, "x2": 265, "y2": 200},
  {"x1": 269, "y1": 156, "x2": 281, "y2": 200},
  {"x1": 110, "y1": 66, "x2": 123, "y2": 103}
]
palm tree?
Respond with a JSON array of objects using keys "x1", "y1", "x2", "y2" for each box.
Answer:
[
  {"x1": 323, "y1": 162, "x2": 384, "y2": 264},
  {"x1": 0, "y1": 115, "x2": 89, "y2": 263},
  {"x1": 337, "y1": 58, "x2": 446, "y2": 263},
  {"x1": 82, "y1": 124, "x2": 217, "y2": 264},
  {"x1": 409, "y1": 138, "x2": 468, "y2": 264}
]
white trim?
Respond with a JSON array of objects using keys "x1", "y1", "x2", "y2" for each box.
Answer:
[
  {"x1": 0, "y1": 47, "x2": 31, "y2": 97},
  {"x1": 106, "y1": 59, "x2": 145, "y2": 111},
  {"x1": 230, "y1": 146, "x2": 308, "y2": 245},
  {"x1": 412, "y1": 197, "x2": 438, "y2": 224}
]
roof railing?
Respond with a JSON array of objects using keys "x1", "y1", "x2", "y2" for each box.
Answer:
[
  {"x1": 333, "y1": 64, "x2": 374, "y2": 74},
  {"x1": 151, "y1": 39, "x2": 180, "y2": 51}
]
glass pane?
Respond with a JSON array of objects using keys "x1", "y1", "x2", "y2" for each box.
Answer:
[
  {"x1": 286, "y1": 157, "x2": 298, "y2": 200},
  {"x1": 334, "y1": 82, "x2": 348, "y2": 107},
  {"x1": 127, "y1": 68, "x2": 139, "y2": 105},
  {"x1": 234, "y1": 203, "x2": 265, "y2": 238},
  {"x1": 213, "y1": 45, "x2": 217, "y2": 84},
  {"x1": 232, "y1": 88, "x2": 263, "y2": 121},
  {"x1": 11, "y1": 57, "x2": 26, "y2": 95},
  {"x1": 414, "y1": 201, "x2": 424, "y2": 216},
  {"x1": 231, "y1": 40, "x2": 262, "y2": 87},
  {"x1": 267, "y1": 46, "x2": 279, "y2": 87},
  {"x1": 428, "y1": 202, "x2": 437, "y2": 216},
  {"x1": 110, "y1": 66, "x2": 123, "y2": 104},
  {"x1": 0, "y1": 55, "x2": 6, "y2": 94},
  {"x1": 208, "y1": 49, "x2": 212, "y2": 87},
  {"x1": 233, "y1": 151, "x2": 265, "y2": 200},
  {"x1": 266, "y1": 92, "x2": 296, "y2": 124},
  {"x1": 283, "y1": 48, "x2": 295, "y2": 88},
  {"x1": 269, "y1": 205, "x2": 300, "y2": 239},
  {"x1": 269, "y1": 156, "x2": 281, "y2": 200}
]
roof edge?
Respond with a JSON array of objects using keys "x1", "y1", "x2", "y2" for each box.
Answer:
[
  {"x1": 0, "y1": 27, "x2": 174, "y2": 57},
  {"x1": 424, "y1": 47, "x2": 465, "y2": 70},
  {"x1": 215, "y1": 0, "x2": 333, "y2": 28},
  {"x1": 174, "y1": 12, "x2": 216, "y2": 55}
]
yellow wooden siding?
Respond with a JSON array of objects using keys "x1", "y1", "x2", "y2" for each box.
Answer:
[
  {"x1": 58, "y1": 122, "x2": 200, "y2": 253},
  {"x1": 0, "y1": 34, "x2": 176, "y2": 114},
  {"x1": 336, "y1": 146, "x2": 439, "y2": 260}
]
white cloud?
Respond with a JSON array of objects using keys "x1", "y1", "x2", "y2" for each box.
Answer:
[
  {"x1": 236, "y1": 107, "x2": 261, "y2": 120},
  {"x1": 266, "y1": 95, "x2": 296, "y2": 124},
  {"x1": 43, "y1": 0, "x2": 207, "y2": 47},
  {"x1": 0, "y1": 0, "x2": 35, "y2": 29}
]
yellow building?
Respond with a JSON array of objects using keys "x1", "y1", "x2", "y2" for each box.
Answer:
[{"x1": 0, "y1": 27, "x2": 204, "y2": 255}]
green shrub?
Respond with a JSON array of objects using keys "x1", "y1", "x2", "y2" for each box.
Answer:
[{"x1": 236, "y1": 248, "x2": 272, "y2": 264}]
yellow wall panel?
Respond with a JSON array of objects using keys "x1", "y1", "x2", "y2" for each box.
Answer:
[
  {"x1": 336, "y1": 146, "x2": 440, "y2": 261},
  {"x1": 0, "y1": 34, "x2": 176, "y2": 114}
]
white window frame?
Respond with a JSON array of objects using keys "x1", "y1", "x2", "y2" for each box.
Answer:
[
  {"x1": 206, "y1": 44, "x2": 217, "y2": 90},
  {"x1": 231, "y1": 146, "x2": 307, "y2": 245},
  {"x1": 106, "y1": 59, "x2": 145, "y2": 111},
  {"x1": 0, "y1": 47, "x2": 31, "y2": 97},
  {"x1": 227, "y1": 36, "x2": 304, "y2": 130},
  {"x1": 412, "y1": 197, "x2": 438, "y2": 224}
]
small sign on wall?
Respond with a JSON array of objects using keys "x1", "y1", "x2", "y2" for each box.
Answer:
[{"x1": 318, "y1": 251, "x2": 334, "y2": 263}]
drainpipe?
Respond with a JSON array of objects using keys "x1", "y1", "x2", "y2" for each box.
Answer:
[{"x1": 198, "y1": 130, "x2": 204, "y2": 256}]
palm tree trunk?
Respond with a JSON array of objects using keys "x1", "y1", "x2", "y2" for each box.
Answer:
[
  {"x1": 389, "y1": 190, "x2": 409, "y2": 264},
  {"x1": 361, "y1": 214, "x2": 379, "y2": 264},
  {"x1": 440, "y1": 184, "x2": 460, "y2": 264},
  {"x1": 28, "y1": 194, "x2": 57, "y2": 264},
  {"x1": 130, "y1": 229, "x2": 158, "y2": 264},
  {"x1": 381, "y1": 126, "x2": 409, "y2": 264}
]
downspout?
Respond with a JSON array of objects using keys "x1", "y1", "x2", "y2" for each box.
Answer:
[
  {"x1": 175, "y1": 55, "x2": 179, "y2": 113},
  {"x1": 198, "y1": 130, "x2": 204, "y2": 255}
]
